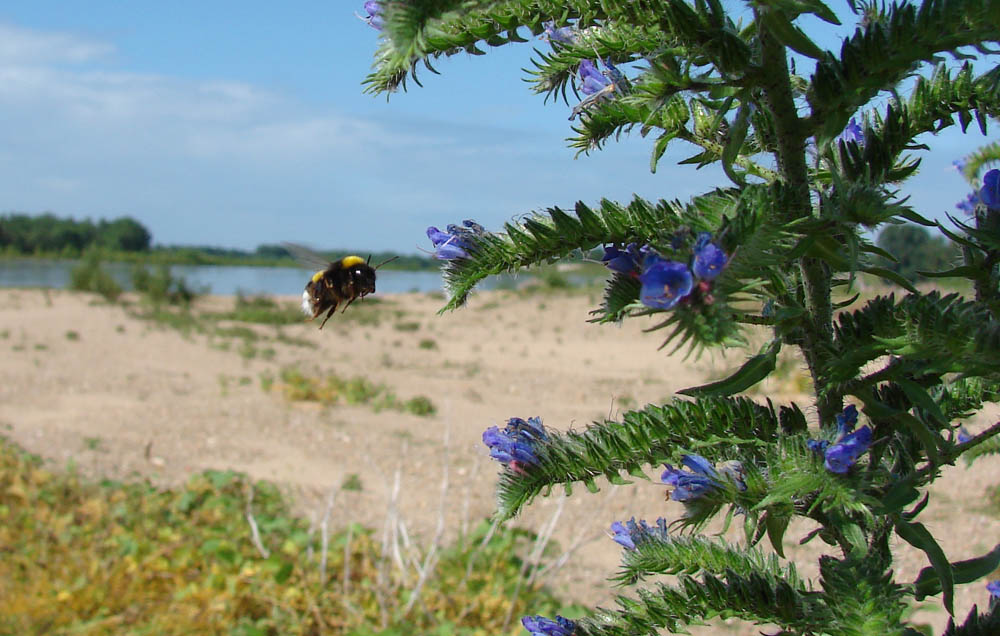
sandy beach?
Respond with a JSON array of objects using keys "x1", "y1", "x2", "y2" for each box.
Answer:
[{"x1": 3, "y1": 286, "x2": 999, "y2": 633}]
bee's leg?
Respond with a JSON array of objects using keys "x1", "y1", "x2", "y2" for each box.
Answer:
[
  {"x1": 340, "y1": 297, "x2": 357, "y2": 313},
  {"x1": 318, "y1": 304, "x2": 337, "y2": 329}
]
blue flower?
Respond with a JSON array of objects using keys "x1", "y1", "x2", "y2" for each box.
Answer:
[
  {"x1": 835, "y1": 404, "x2": 859, "y2": 437},
  {"x1": 608, "y1": 520, "x2": 636, "y2": 550},
  {"x1": 807, "y1": 439, "x2": 830, "y2": 454},
  {"x1": 824, "y1": 425, "x2": 873, "y2": 474},
  {"x1": 980, "y1": 169, "x2": 1000, "y2": 210},
  {"x1": 578, "y1": 59, "x2": 615, "y2": 95},
  {"x1": 953, "y1": 159, "x2": 967, "y2": 173},
  {"x1": 639, "y1": 255, "x2": 694, "y2": 309},
  {"x1": 692, "y1": 233, "x2": 728, "y2": 281},
  {"x1": 359, "y1": 1, "x2": 383, "y2": 30},
  {"x1": 482, "y1": 417, "x2": 549, "y2": 470},
  {"x1": 609, "y1": 517, "x2": 670, "y2": 550},
  {"x1": 427, "y1": 220, "x2": 484, "y2": 261},
  {"x1": 522, "y1": 615, "x2": 576, "y2": 636},
  {"x1": 542, "y1": 21, "x2": 576, "y2": 45},
  {"x1": 957, "y1": 427, "x2": 972, "y2": 444},
  {"x1": 661, "y1": 454, "x2": 721, "y2": 502},
  {"x1": 841, "y1": 117, "x2": 863, "y2": 144},
  {"x1": 988, "y1": 580, "x2": 1000, "y2": 599},
  {"x1": 600, "y1": 243, "x2": 649, "y2": 274},
  {"x1": 956, "y1": 191, "x2": 980, "y2": 214},
  {"x1": 570, "y1": 59, "x2": 623, "y2": 120},
  {"x1": 426, "y1": 226, "x2": 469, "y2": 260}
]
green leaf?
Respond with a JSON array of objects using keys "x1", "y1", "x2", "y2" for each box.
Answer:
[
  {"x1": 917, "y1": 265, "x2": 984, "y2": 279},
  {"x1": 895, "y1": 519, "x2": 954, "y2": 615},
  {"x1": 858, "y1": 266, "x2": 918, "y2": 294},
  {"x1": 913, "y1": 544, "x2": 1000, "y2": 600},
  {"x1": 895, "y1": 378, "x2": 948, "y2": 427},
  {"x1": 842, "y1": 522, "x2": 868, "y2": 559},
  {"x1": 764, "y1": 511, "x2": 790, "y2": 558},
  {"x1": 679, "y1": 339, "x2": 781, "y2": 397},
  {"x1": 722, "y1": 102, "x2": 751, "y2": 186},
  {"x1": 761, "y1": 11, "x2": 826, "y2": 60},
  {"x1": 876, "y1": 474, "x2": 920, "y2": 515}
]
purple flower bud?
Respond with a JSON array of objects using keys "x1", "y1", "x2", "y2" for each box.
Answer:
[
  {"x1": 639, "y1": 254, "x2": 694, "y2": 309},
  {"x1": 609, "y1": 517, "x2": 671, "y2": 550},
  {"x1": 841, "y1": 117, "x2": 863, "y2": 144},
  {"x1": 482, "y1": 417, "x2": 550, "y2": 470},
  {"x1": 957, "y1": 427, "x2": 972, "y2": 444},
  {"x1": 522, "y1": 615, "x2": 576, "y2": 636},
  {"x1": 956, "y1": 191, "x2": 980, "y2": 214},
  {"x1": 988, "y1": 580, "x2": 1000, "y2": 599},
  {"x1": 807, "y1": 438, "x2": 830, "y2": 454},
  {"x1": 542, "y1": 21, "x2": 576, "y2": 45},
  {"x1": 609, "y1": 520, "x2": 636, "y2": 550},
  {"x1": 980, "y1": 169, "x2": 1000, "y2": 210},
  {"x1": 359, "y1": 1, "x2": 383, "y2": 30},
  {"x1": 835, "y1": 404, "x2": 859, "y2": 437},
  {"x1": 824, "y1": 425, "x2": 873, "y2": 474}
]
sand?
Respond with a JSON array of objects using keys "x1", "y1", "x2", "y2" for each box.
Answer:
[{"x1": 2, "y1": 286, "x2": 999, "y2": 634}]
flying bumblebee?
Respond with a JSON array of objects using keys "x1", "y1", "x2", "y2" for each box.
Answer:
[{"x1": 283, "y1": 243, "x2": 396, "y2": 329}]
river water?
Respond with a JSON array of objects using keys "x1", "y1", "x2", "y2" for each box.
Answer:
[{"x1": 0, "y1": 259, "x2": 503, "y2": 296}]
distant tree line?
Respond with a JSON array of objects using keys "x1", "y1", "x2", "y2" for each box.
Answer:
[
  {"x1": 0, "y1": 213, "x2": 151, "y2": 255},
  {"x1": 874, "y1": 223, "x2": 960, "y2": 282},
  {"x1": 0, "y1": 213, "x2": 436, "y2": 269}
]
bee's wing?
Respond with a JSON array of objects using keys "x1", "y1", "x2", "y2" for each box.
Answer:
[{"x1": 282, "y1": 242, "x2": 333, "y2": 270}]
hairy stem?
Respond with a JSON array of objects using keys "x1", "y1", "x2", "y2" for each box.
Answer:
[{"x1": 756, "y1": 10, "x2": 838, "y2": 426}]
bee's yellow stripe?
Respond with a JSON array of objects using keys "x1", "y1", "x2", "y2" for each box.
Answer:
[
  {"x1": 311, "y1": 270, "x2": 325, "y2": 283},
  {"x1": 340, "y1": 255, "x2": 364, "y2": 267}
]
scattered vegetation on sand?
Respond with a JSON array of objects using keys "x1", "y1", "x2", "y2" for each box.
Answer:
[{"x1": 0, "y1": 436, "x2": 575, "y2": 635}]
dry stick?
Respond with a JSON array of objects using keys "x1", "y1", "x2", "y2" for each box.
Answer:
[
  {"x1": 401, "y1": 426, "x2": 451, "y2": 618},
  {"x1": 341, "y1": 522, "x2": 362, "y2": 618},
  {"x1": 501, "y1": 495, "x2": 568, "y2": 632},
  {"x1": 245, "y1": 484, "x2": 271, "y2": 559},
  {"x1": 531, "y1": 485, "x2": 623, "y2": 584},
  {"x1": 460, "y1": 452, "x2": 483, "y2": 540},
  {"x1": 375, "y1": 465, "x2": 403, "y2": 630},
  {"x1": 318, "y1": 484, "x2": 337, "y2": 585}
]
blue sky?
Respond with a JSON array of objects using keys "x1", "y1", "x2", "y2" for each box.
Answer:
[{"x1": 0, "y1": 3, "x2": 995, "y2": 254}]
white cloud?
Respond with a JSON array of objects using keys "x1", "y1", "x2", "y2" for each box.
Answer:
[{"x1": 0, "y1": 22, "x2": 113, "y2": 65}]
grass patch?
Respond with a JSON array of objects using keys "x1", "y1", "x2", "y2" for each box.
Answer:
[
  {"x1": 69, "y1": 251, "x2": 122, "y2": 302},
  {"x1": 341, "y1": 473, "x2": 363, "y2": 492},
  {"x1": 204, "y1": 293, "x2": 305, "y2": 326},
  {"x1": 394, "y1": 321, "x2": 420, "y2": 332},
  {"x1": 0, "y1": 436, "x2": 573, "y2": 634},
  {"x1": 131, "y1": 263, "x2": 199, "y2": 306},
  {"x1": 64, "y1": 330, "x2": 80, "y2": 341},
  {"x1": 277, "y1": 366, "x2": 436, "y2": 416},
  {"x1": 418, "y1": 338, "x2": 438, "y2": 350}
]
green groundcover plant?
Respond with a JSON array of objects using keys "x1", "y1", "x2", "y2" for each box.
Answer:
[{"x1": 362, "y1": 1, "x2": 1000, "y2": 634}]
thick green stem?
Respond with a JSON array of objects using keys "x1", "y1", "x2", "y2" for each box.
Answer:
[{"x1": 756, "y1": 11, "x2": 838, "y2": 426}]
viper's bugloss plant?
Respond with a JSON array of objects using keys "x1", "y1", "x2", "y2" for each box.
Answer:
[{"x1": 365, "y1": 2, "x2": 1000, "y2": 634}]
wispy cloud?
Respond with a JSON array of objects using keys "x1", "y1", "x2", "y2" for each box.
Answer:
[
  {"x1": 0, "y1": 21, "x2": 716, "y2": 250},
  {"x1": 0, "y1": 22, "x2": 113, "y2": 65}
]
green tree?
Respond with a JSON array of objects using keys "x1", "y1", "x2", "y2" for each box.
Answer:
[
  {"x1": 876, "y1": 223, "x2": 959, "y2": 282},
  {"x1": 365, "y1": 2, "x2": 1000, "y2": 635}
]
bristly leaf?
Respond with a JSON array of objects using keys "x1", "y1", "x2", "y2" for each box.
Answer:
[
  {"x1": 679, "y1": 339, "x2": 780, "y2": 397},
  {"x1": 438, "y1": 193, "x2": 735, "y2": 312},
  {"x1": 808, "y1": 0, "x2": 1000, "y2": 143},
  {"x1": 492, "y1": 397, "x2": 783, "y2": 520}
]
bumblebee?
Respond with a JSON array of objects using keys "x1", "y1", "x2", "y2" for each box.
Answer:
[{"x1": 284, "y1": 244, "x2": 396, "y2": 329}]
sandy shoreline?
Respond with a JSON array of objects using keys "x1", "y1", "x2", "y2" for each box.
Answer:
[{"x1": 3, "y1": 287, "x2": 999, "y2": 633}]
